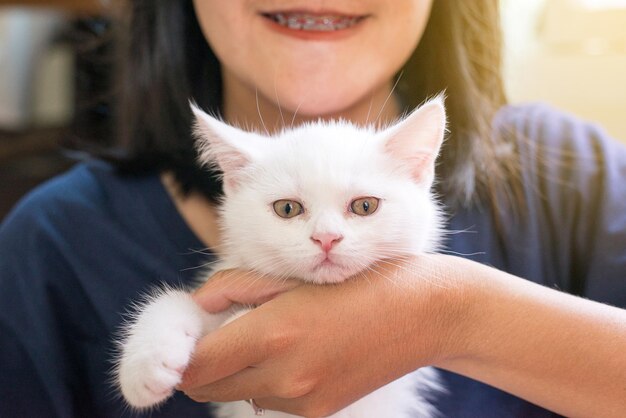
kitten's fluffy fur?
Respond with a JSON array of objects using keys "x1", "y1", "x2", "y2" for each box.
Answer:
[{"x1": 116, "y1": 97, "x2": 447, "y2": 417}]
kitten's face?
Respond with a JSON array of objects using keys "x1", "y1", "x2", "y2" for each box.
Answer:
[{"x1": 193, "y1": 98, "x2": 445, "y2": 284}]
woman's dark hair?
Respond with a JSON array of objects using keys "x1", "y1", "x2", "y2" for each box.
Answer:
[
  {"x1": 110, "y1": 0, "x2": 224, "y2": 202},
  {"x1": 103, "y1": 0, "x2": 517, "y2": 208}
]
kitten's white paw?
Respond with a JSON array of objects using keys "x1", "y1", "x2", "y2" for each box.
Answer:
[
  {"x1": 119, "y1": 325, "x2": 199, "y2": 408},
  {"x1": 116, "y1": 289, "x2": 206, "y2": 409},
  {"x1": 119, "y1": 329, "x2": 199, "y2": 408}
]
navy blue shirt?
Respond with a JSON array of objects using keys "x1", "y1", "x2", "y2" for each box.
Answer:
[{"x1": 1, "y1": 104, "x2": 625, "y2": 417}]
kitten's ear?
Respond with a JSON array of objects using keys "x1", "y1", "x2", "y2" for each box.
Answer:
[
  {"x1": 379, "y1": 95, "x2": 446, "y2": 186},
  {"x1": 191, "y1": 103, "x2": 260, "y2": 191}
]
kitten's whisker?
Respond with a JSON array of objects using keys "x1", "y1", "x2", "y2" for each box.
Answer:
[
  {"x1": 353, "y1": 262, "x2": 404, "y2": 290},
  {"x1": 204, "y1": 269, "x2": 286, "y2": 305},
  {"x1": 365, "y1": 96, "x2": 374, "y2": 127},
  {"x1": 181, "y1": 247, "x2": 214, "y2": 256},
  {"x1": 180, "y1": 259, "x2": 221, "y2": 272},
  {"x1": 256, "y1": 88, "x2": 270, "y2": 136},
  {"x1": 273, "y1": 72, "x2": 286, "y2": 130},
  {"x1": 374, "y1": 70, "x2": 403, "y2": 126},
  {"x1": 291, "y1": 100, "x2": 304, "y2": 129},
  {"x1": 230, "y1": 266, "x2": 301, "y2": 300},
  {"x1": 439, "y1": 249, "x2": 485, "y2": 257},
  {"x1": 368, "y1": 246, "x2": 477, "y2": 265},
  {"x1": 187, "y1": 250, "x2": 214, "y2": 257},
  {"x1": 383, "y1": 259, "x2": 454, "y2": 290},
  {"x1": 349, "y1": 253, "x2": 453, "y2": 290},
  {"x1": 210, "y1": 258, "x2": 299, "y2": 297},
  {"x1": 442, "y1": 228, "x2": 478, "y2": 236}
]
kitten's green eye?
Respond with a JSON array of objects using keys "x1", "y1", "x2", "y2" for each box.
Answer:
[
  {"x1": 350, "y1": 197, "x2": 380, "y2": 216},
  {"x1": 273, "y1": 200, "x2": 304, "y2": 219}
]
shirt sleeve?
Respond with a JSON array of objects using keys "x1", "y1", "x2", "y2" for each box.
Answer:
[
  {"x1": 576, "y1": 120, "x2": 626, "y2": 306},
  {"x1": 502, "y1": 103, "x2": 626, "y2": 308},
  {"x1": 0, "y1": 192, "x2": 81, "y2": 417}
]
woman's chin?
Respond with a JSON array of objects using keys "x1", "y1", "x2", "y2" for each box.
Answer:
[{"x1": 267, "y1": 85, "x2": 389, "y2": 125}]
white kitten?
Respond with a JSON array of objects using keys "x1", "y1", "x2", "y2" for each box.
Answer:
[{"x1": 116, "y1": 96, "x2": 447, "y2": 417}]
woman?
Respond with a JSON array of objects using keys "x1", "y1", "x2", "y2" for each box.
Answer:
[{"x1": 0, "y1": 1, "x2": 625, "y2": 417}]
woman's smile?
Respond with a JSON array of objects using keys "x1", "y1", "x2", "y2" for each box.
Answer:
[
  {"x1": 193, "y1": 0, "x2": 432, "y2": 120},
  {"x1": 261, "y1": 11, "x2": 368, "y2": 31},
  {"x1": 259, "y1": 10, "x2": 370, "y2": 40}
]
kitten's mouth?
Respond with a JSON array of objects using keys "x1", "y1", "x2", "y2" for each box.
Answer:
[
  {"x1": 319, "y1": 258, "x2": 337, "y2": 268},
  {"x1": 261, "y1": 12, "x2": 367, "y2": 32},
  {"x1": 309, "y1": 256, "x2": 355, "y2": 283},
  {"x1": 312, "y1": 258, "x2": 338, "y2": 271}
]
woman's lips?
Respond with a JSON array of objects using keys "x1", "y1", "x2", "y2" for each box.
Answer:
[{"x1": 261, "y1": 12, "x2": 367, "y2": 31}]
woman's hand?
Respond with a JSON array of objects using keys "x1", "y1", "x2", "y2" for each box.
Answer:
[
  {"x1": 180, "y1": 255, "x2": 626, "y2": 418},
  {"x1": 178, "y1": 256, "x2": 469, "y2": 417}
]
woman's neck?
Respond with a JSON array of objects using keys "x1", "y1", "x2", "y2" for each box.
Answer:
[{"x1": 161, "y1": 171, "x2": 222, "y2": 251}]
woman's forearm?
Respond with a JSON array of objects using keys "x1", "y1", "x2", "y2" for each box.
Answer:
[{"x1": 437, "y1": 258, "x2": 626, "y2": 418}]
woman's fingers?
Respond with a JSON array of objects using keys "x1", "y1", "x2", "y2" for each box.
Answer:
[
  {"x1": 178, "y1": 314, "x2": 266, "y2": 390},
  {"x1": 182, "y1": 366, "x2": 282, "y2": 403},
  {"x1": 183, "y1": 367, "x2": 266, "y2": 403},
  {"x1": 179, "y1": 314, "x2": 329, "y2": 417},
  {"x1": 193, "y1": 269, "x2": 300, "y2": 312},
  {"x1": 182, "y1": 350, "x2": 317, "y2": 403}
]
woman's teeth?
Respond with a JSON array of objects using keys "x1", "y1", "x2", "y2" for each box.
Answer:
[{"x1": 264, "y1": 13, "x2": 362, "y2": 31}]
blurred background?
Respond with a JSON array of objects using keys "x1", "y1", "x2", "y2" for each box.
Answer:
[{"x1": 0, "y1": 0, "x2": 625, "y2": 219}]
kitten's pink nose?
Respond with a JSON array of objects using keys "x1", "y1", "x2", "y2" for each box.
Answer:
[{"x1": 311, "y1": 233, "x2": 343, "y2": 253}]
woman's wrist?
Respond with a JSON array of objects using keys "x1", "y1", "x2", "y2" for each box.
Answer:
[
  {"x1": 429, "y1": 259, "x2": 478, "y2": 368},
  {"x1": 427, "y1": 257, "x2": 497, "y2": 369},
  {"x1": 387, "y1": 255, "x2": 480, "y2": 370}
]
